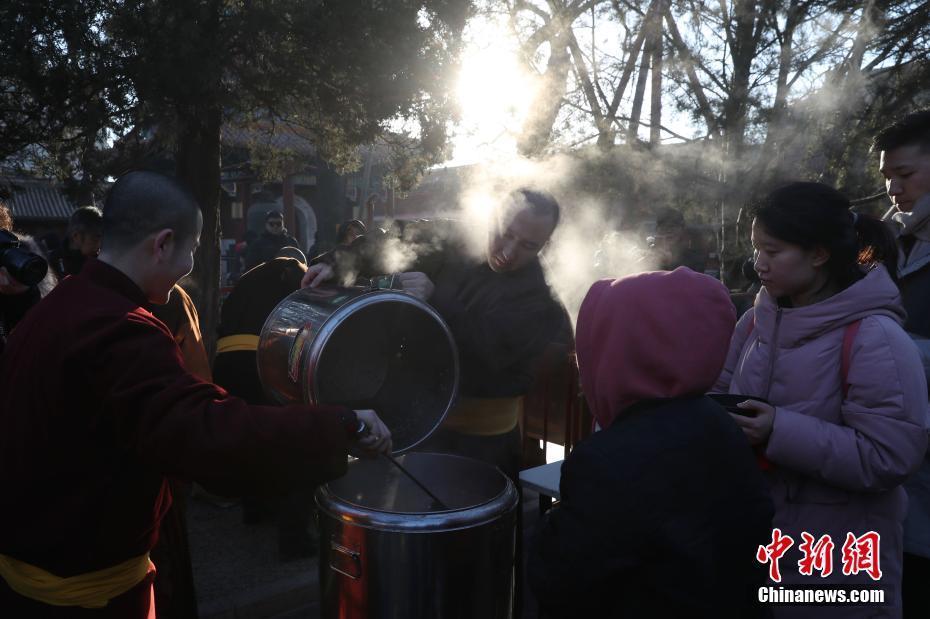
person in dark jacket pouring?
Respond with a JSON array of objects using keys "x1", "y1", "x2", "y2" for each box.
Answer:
[{"x1": 303, "y1": 188, "x2": 569, "y2": 481}]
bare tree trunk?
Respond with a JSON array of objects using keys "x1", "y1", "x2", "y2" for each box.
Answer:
[
  {"x1": 600, "y1": 0, "x2": 657, "y2": 148},
  {"x1": 626, "y1": 40, "x2": 651, "y2": 143},
  {"x1": 662, "y1": 5, "x2": 718, "y2": 135},
  {"x1": 176, "y1": 105, "x2": 222, "y2": 358},
  {"x1": 765, "y1": 0, "x2": 801, "y2": 149},
  {"x1": 567, "y1": 31, "x2": 608, "y2": 142},
  {"x1": 649, "y1": 20, "x2": 663, "y2": 146},
  {"x1": 820, "y1": 0, "x2": 883, "y2": 188},
  {"x1": 627, "y1": 2, "x2": 663, "y2": 144},
  {"x1": 722, "y1": 0, "x2": 764, "y2": 155},
  {"x1": 518, "y1": 29, "x2": 571, "y2": 157},
  {"x1": 515, "y1": 0, "x2": 597, "y2": 157}
]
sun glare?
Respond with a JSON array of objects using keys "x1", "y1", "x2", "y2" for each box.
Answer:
[{"x1": 450, "y1": 16, "x2": 537, "y2": 165}]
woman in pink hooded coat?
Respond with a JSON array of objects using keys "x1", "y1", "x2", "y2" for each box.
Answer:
[{"x1": 715, "y1": 182, "x2": 928, "y2": 618}]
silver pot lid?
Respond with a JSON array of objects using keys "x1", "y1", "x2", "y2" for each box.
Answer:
[{"x1": 259, "y1": 287, "x2": 459, "y2": 453}]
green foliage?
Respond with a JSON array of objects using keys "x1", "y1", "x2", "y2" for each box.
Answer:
[{"x1": 0, "y1": 0, "x2": 473, "y2": 186}]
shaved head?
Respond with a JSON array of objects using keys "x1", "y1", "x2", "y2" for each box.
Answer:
[{"x1": 101, "y1": 171, "x2": 201, "y2": 252}]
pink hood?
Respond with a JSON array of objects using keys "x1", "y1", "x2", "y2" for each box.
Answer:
[{"x1": 576, "y1": 268, "x2": 736, "y2": 429}]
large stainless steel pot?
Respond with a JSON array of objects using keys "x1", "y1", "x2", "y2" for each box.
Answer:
[
  {"x1": 317, "y1": 452, "x2": 519, "y2": 619},
  {"x1": 257, "y1": 286, "x2": 459, "y2": 452}
]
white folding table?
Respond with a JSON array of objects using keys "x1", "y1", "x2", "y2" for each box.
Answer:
[{"x1": 519, "y1": 460, "x2": 563, "y2": 513}]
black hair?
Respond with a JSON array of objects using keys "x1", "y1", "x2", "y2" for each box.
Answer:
[
  {"x1": 265, "y1": 210, "x2": 284, "y2": 221},
  {"x1": 336, "y1": 219, "x2": 367, "y2": 244},
  {"x1": 752, "y1": 182, "x2": 898, "y2": 289},
  {"x1": 872, "y1": 109, "x2": 930, "y2": 154},
  {"x1": 68, "y1": 205, "x2": 103, "y2": 234},
  {"x1": 101, "y1": 171, "x2": 201, "y2": 252},
  {"x1": 510, "y1": 188, "x2": 561, "y2": 232}
]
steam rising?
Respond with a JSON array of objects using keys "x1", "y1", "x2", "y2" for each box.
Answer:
[
  {"x1": 358, "y1": 153, "x2": 661, "y2": 326},
  {"x1": 455, "y1": 154, "x2": 659, "y2": 326}
]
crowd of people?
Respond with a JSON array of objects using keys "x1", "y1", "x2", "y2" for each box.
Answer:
[
  {"x1": 530, "y1": 110, "x2": 930, "y2": 619},
  {"x1": 0, "y1": 106, "x2": 928, "y2": 619}
]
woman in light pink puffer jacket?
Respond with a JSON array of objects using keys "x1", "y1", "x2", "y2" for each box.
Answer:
[{"x1": 715, "y1": 182, "x2": 928, "y2": 618}]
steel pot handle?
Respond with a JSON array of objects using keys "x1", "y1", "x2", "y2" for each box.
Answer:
[
  {"x1": 365, "y1": 273, "x2": 402, "y2": 291},
  {"x1": 329, "y1": 539, "x2": 362, "y2": 580}
]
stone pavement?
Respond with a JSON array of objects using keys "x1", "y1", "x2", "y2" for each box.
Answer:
[
  {"x1": 187, "y1": 494, "x2": 319, "y2": 619},
  {"x1": 187, "y1": 488, "x2": 544, "y2": 618}
]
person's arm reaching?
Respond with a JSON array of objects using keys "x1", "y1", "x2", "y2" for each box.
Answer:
[{"x1": 82, "y1": 312, "x2": 391, "y2": 496}]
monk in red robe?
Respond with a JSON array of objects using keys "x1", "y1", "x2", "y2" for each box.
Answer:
[{"x1": 0, "y1": 171, "x2": 391, "y2": 617}]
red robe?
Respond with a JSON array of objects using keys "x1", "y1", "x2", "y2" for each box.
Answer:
[{"x1": 0, "y1": 259, "x2": 352, "y2": 615}]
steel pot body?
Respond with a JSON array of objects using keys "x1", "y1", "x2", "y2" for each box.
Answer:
[{"x1": 316, "y1": 452, "x2": 518, "y2": 619}]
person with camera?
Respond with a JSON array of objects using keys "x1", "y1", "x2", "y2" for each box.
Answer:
[{"x1": 0, "y1": 204, "x2": 49, "y2": 354}]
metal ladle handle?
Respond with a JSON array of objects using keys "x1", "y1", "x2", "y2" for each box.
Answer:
[{"x1": 382, "y1": 453, "x2": 450, "y2": 511}]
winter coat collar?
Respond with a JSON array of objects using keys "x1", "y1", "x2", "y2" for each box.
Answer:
[
  {"x1": 886, "y1": 194, "x2": 930, "y2": 242},
  {"x1": 753, "y1": 265, "x2": 904, "y2": 348},
  {"x1": 884, "y1": 197, "x2": 930, "y2": 278}
]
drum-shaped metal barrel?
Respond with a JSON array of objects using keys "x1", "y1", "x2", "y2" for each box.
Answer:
[
  {"x1": 257, "y1": 286, "x2": 459, "y2": 452},
  {"x1": 317, "y1": 452, "x2": 519, "y2": 619}
]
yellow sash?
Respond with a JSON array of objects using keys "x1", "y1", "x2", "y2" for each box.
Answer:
[
  {"x1": 442, "y1": 396, "x2": 523, "y2": 436},
  {"x1": 216, "y1": 333, "x2": 260, "y2": 354},
  {"x1": 0, "y1": 552, "x2": 154, "y2": 608}
]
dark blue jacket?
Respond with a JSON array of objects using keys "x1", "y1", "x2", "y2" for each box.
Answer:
[{"x1": 530, "y1": 396, "x2": 774, "y2": 618}]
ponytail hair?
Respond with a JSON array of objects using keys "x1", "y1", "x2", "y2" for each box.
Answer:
[
  {"x1": 753, "y1": 182, "x2": 899, "y2": 289},
  {"x1": 852, "y1": 212, "x2": 899, "y2": 281}
]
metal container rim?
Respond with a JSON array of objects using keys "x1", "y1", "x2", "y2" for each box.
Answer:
[
  {"x1": 302, "y1": 289, "x2": 460, "y2": 455},
  {"x1": 315, "y1": 473, "x2": 518, "y2": 532}
]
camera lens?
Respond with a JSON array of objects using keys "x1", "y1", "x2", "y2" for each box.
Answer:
[
  {"x1": 13, "y1": 253, "x2": 48, "y2": 287},
  {"x1": 1, "y1": 247, "x2": 48, "y2": 287}
]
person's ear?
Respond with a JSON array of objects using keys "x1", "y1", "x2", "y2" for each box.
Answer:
[
  {"x1": 811, "y1": 246, "x2": 830, "y2": 268},
  {"x1": 152, "y1": 229, "x2": 174, "y2": 261}
]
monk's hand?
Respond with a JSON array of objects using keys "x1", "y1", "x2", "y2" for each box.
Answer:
[
  {"x1": 350, "y1": 409, "x2": 393, "y2": 458},
  {"x1": 398, "y1": 272, "x2": 434, "y2": 301},
  {"x1": 301, "y1": 263, "x2": 334, "y2": 289},
  {"x1": 729, "y1": 400, "x2": 776, "y2": 446}
]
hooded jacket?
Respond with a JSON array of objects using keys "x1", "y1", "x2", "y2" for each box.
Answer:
[
  {"x1": 715, "y1": 264, "x2": 928, "y2": 618},
  {"x1": 530, "y1": 269, "x2": 774, "y2": 618}
]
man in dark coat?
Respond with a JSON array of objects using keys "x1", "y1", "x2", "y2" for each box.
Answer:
[
  {"x1": 213, "y1": 256, "x2": 320, "y2": 560},
  {"x1": 874, "y1": 109, "x2": 930, "y2": 617},
  {"x1": 304, "y1": 188, "x2": 568, "y2": 480},
  {"x1": 244, "y1": 210, "x2": 301, "y2": 270},
  {"x1": 0, "y1": 171, "x2": 391, "y2": 617},
  {"x1": 647, "y1": 206, "x2": 708, "y2": 273},
  {"x1": 530, "y1": 269, "x2": 773, "y2": 618},
  {"x1": 48, "y1": 205, "x2": 103, "y2": 279}
]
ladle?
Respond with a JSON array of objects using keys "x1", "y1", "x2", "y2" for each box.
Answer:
[{"x1": 382, "y1": 453, "x2": 450, "y2": 511}]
